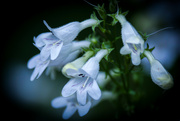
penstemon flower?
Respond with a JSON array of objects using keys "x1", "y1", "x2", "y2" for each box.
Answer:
[
  {"x1": 27, "y1": 54, "x2": 50, "y2": 81},
  {"x1": 61, "y1": 49, "x2": 108, "y2": 105},
  {"x1": 33, "y1": 19, "x2": 99, "y2": 61},
  {"x1": 51, "y1": 91, "x2": 116, "y2": 119},
  {"x1": 46, "y1": 50, "x2": 81, "y2": 80},
  {"x1": 43, "y1": 19, "x2": 99, "y2": 43},
  {"x1": 28, "y1": 41, "x2": 91, "y2": 81},
  {"x1": 33, "y1": 32, "x2": 64, "y2": 61},
  {"x1": 116, "y1": 14, "x2": 144, "y2": 65},
  {"x1": 144, "y1": 50, "x2": 173, "y2": 89},
  {"x1": 51, "y1": 95, "x2": 91, "y2": 119},
  {"x1": 62, "y1": 51, "x2": 94, "y2": 78},
  {"x1": 33, "y1": 32, "x2": 53, "y2": 49},
  {"x1": 48, "y1": 40, "x2": 91, "y2": 66}
]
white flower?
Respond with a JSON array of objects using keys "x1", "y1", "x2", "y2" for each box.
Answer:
[
  {"x1": 33, "y1": 32, "x2": 64, "y2": 61},
  {"x1": 49, "y1": 40, "x2": 91, "y2": 66},
  {"x1": 51, "y1": 95, "x2": 91, "y2": 120},
  {"x1": 61, "y1": 49, "x2": 108, "y2": 105},
  {"x1": 27, "y1": 41, "x2": 90, "y2": 81},
  {"x1": 116, "y1": 14, "x2": 144, "y2": 65},
  {"x1": 144, "y1": 50, "x2": 173, "y2": 89},
  {"x1": 62, "y1": 51, "x2": 94, "y2": 78},
  {"x1": 33, "y1": 19, "x2": 98, "y2": 61},
  {"x1": 27, "y1": 54, "x2": 50, "y2": 81},
  {"x1": 43, "y1": 19, "x2": 98, "y2": 44},
  {"x1": 33, "y1": 32, "x2": 52, "y2": 49},
  {"x1": 46, "y1": 50, "x2": 81, "y2": 80}
]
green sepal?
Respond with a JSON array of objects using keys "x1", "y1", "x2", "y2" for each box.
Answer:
[
  {"x1": 107, "y1": 13, "x2": 118, "y2": 26},
  {"x1": 104, "y1": 48, "x2": 114, "y2": 61},
  {"x1": 141, "y1": 43, "x2": 155, "y2": 59},
  {"x1": 90, "y1": 12, "x2": 103, "y2": 32},
  {"x1": 139, "y1": 31, "x2": 149, "y2": 41},
  {"x1": 145, "y1": 43, "x2": 155, "y2": 52},
  {"x1": 94, "y1": 4, "x2": 106, "y2": 20},
  {"x1": 108, "y1": 10, "x2": 129, "y2": 26},
  {"x1": 101, "y1": 41, "x2": 114, "y2": 61}
]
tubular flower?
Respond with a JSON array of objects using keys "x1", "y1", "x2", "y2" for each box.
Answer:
[
  {"x1": 116, "y1": 14, "x2": 144, "y2": 65},
  {"x1": 33, "y1": 19, "x2": 99, "y2": 61},
  {"x1": 144, "y1": 50, "x2": 173, "y2": 89},
  {"x1": 43, "y1": 19, "x2": 99, "y2": 44},
  {"x1": 62, "y1": 51, "x2": 94, "y2": 78},
  {"x1": 27, "y1": 41, "x2": 90, "y2": 81},
  {"x1": 27, "y1": 54, "x2": 50, "y2": 81},
  {"x1": 61, "y1": 49, "x2": 108, "y2": 105},
  {"x1": 51, "y1": 95, "x2": 91, "y2": 120}
]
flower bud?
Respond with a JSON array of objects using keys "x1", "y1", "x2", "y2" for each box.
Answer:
[{"x1": 144, "y1": 50, "x2": 173, "y2": 89}]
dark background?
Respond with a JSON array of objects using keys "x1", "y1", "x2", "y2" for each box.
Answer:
[{"x1": 2, "y1": 0, "x2": 180, "y2": 120}]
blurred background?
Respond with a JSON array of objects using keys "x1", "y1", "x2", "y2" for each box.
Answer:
[{"x1": 2, "y1": 0, "x2": 180, "y2": 120}]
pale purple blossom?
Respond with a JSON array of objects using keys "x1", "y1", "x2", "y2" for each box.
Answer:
[
  {"x1": 51, "y1": 95, "x2": 91, "y2": 119},
  {"x1": 116, "y1": 14, "x2": 144, "y2": 65},
  {"x1": 61, "y1": 50, "x2": 108, "y2": 105}
]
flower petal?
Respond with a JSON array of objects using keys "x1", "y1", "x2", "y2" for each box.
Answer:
[
  {"x1": 36, "y1": 60, "x2": 50, "y2": 79},
  {"x1": 122, "y1": 22, "x2": 139, "y2": 42},
  {"x1": 78, "y1": 101, "x2": 91, "y2": 117},
  {"x1": 61, "y1": 78, "x2": 80, "y2": 97},
  {"x1": 51, "y1": 96, "x2": 67, "y2": 108},
  {"x1": 126, "y1": 36, "x2": 140, "y2": 44},
  {"x1": 50, "y1": 42, "x2": 63, "y2": 60},
  {"x1": 120, "y1": 44, "x2": 131, "y2": 55},
  {"x1": 33, "y1": 32, "x2": 52, "y2": 48},
  {"x1": 30, "y1": 59, "x2": 50, "y2": 81},
  {"x1": 44, "y1": 21, "x2": 81, "y2": 44},
  {"x1": 66, "y1": 69, "x2": 79, "y2": 77},
  {"x1": 30, "y1": 66, "x2": 40, "y2": 81},
  {"x1": 131, "y1": 52, "x2": 141, "y2": 66},
  {"x1": 87, "y1": 80, "x2": 101, "y2": 100},
  {"x1": 27, "y1": 54, "x2": 40, "y2": 69},
  {"x1": 48, "y1": 44, "x2": 73, "y2": 66},
  {"x1": 40, "y1": 45, "x2": 51, "y2": 61},
  {"x1": 54, "y1": 22, "x2": 81, "y2": 43},
  {"x1": 81, "y1": 57, "x2": 99, "y2": 79},
  {"x1": 62, "y1": 103, "x2": 77, "y2": 120},
  {"x1": 77, "y1": 87, "x2": 87, "y2": 105}
]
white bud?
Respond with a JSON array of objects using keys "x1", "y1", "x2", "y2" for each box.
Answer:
[{"x1": 144, "y1": 50, "x2": 173, "y2": 89}]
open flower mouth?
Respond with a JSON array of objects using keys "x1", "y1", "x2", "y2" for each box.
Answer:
[
  {"x1": 127, "y1": 43, "x2": 141, "y2": 53},
  {"x1": 78, "y1": 74, "x2": 91, "y2": 88}
]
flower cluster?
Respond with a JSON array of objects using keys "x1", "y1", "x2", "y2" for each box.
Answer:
[
  {"x1": 28, "y1": 18, "x2": 99, "y2": 81},
  {"x1": 27, "y1": 2, "x2": 174, "y2": 119},
  {"x1": 114, "y1": 13, "x2": 173, "y2": 89}
]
